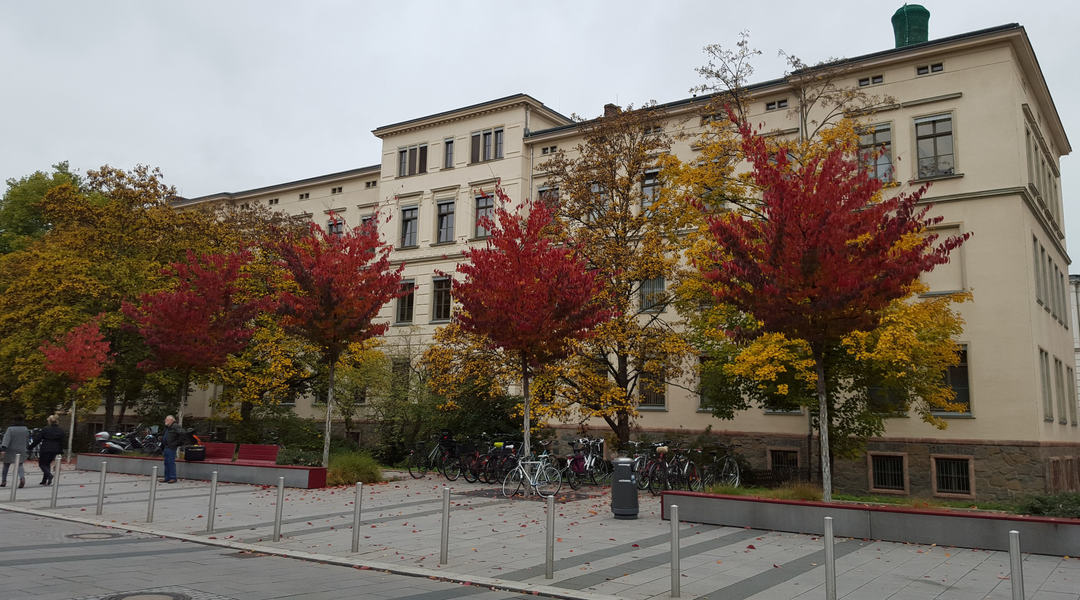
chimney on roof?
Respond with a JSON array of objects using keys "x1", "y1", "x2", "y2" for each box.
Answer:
[
  {"x1": 604, "y1": 103, "x2": 620, "y2": 117},
  {"x1": 892, "y1": 4, "x2": 930, "y2": 48}
]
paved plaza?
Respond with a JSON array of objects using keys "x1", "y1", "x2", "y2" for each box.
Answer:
[{"x1": 0, "y1": 463, "x2": 1077, "y2": 600}]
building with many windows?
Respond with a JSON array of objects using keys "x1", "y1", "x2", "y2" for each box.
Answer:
[{"x1": 177, "y1": 15, "x2": 1076, "y2": 500}]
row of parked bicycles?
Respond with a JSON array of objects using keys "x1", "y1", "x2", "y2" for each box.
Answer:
[{"x1": 404, "y1": 431, "x2": 743, "y2": 498}]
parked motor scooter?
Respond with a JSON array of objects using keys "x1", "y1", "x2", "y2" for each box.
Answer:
[{"x1": 93, "y1": 431, "x2": 127, "y2": 454}]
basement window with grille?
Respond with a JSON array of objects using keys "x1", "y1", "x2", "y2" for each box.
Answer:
[
  {"x1": 933, "y1": 456, "x2": 973, "y2": 497},
  {"x1": 869, "y1": 454, "x2": 908, "y2": 493}
]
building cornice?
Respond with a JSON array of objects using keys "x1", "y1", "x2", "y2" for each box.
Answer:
[
  {"x1": 175, "y1": 165, "x2": 381, "y2": 207},
  {"x1": 372, "y1": 94, "x2": 572, "y2": 139}
]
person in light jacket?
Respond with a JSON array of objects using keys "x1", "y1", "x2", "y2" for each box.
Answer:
[
  {"x1": 1, "y1": 414, "x2": 30, "y2": 488},
  {"x1": 28, "y1": 415, "x2": 66, "y2": 485}
]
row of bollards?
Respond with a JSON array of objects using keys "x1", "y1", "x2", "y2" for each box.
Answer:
[{"x1": 10, "y1": 465, "x2": 1032, "y2": 598}]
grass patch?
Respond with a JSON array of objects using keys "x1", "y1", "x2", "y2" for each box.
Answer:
[
  {"x1": 707, "y1": 482, "x2": 822, "y2": 501},
  {"x1": 327, "y1": 451, "x2": 384, "y2": 486}
]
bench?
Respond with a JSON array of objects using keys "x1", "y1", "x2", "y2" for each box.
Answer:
[
  {"x1": 202, "y1": 442, "x2": 237, "y2": 463},
  {"x1": 235, "y1": 444, "x2": 280, "y2": 465}
]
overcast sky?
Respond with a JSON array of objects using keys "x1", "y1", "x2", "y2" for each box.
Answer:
[{"x1": 2, "y1": 0, "x2": 1078, "y2": 267}]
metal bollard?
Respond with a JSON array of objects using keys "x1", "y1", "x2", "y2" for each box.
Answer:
[
  {"x1": 1009, "y1": 530, "x2": 1025, "y2": 600},
  {"x1": 147, "y1": 466, "x2": 158, "y2": 523},
  {"x1": 439, "y1": 487, "x2": 450, "y2": 565},
  {"x1": 273, "y1": 477, "x2": 285, "y2": 541},
  {"x1": 545, "y1": 494, "x2": 555, "y2": 579},
  {"x1": 351, "y1": 482, "x2": 363, "y2": 552},
  {"x1": 49, "y1": 456, "x2": 61, "y2": 508},
  {"x1": 670, "y1": 504, "x2": 680, "y2": 597},
  {"x1": 96, "y1": 462, "x2": 107, "y2": 515},
  {"x1": 9, "y1": 454, "x2": 20, "y2": 501},
  {"x1": 206, "y1": 471, "x2": 218, "y2": 533},
  {"x1": 824, "y1": 516, "x2": 837, "y2": 600}
]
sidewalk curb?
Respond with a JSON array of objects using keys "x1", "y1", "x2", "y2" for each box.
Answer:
[{"x1": 1, "y1": 504, "x2": 625, "y2": 600}]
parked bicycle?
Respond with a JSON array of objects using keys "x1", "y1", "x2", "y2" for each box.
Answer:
[
  {"x1": 502, "y1": 457, "x2": 562, "y2": 498},
  {"x1": 700, "y1": 443, "x2": 741, "y2": 488}
]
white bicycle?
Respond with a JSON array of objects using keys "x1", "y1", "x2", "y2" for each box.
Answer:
[{"x1": 502, "y1": 459, "x2": 562, "y2": 498}]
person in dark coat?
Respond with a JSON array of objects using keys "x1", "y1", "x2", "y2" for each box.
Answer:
[
  {"x1": 1, "y1": 414, "x2": 30, "y2": 488},
  {"x1": 28, "y1": 415, "x2": 66, "y2": 485},
  {"x1": 161, "y1": 415, "x2": 181, "y2": 483}
]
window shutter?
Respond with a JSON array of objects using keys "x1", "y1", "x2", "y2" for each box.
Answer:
[
  {"x1": 418, "y1": 145, "x2": 427, "y2": 174},
  {"x1": 471, "y1": 133, "x2": 481, "y2": 163},
  {"x1": 408, "y1": 147, "x2": 418, "y2": 176}
]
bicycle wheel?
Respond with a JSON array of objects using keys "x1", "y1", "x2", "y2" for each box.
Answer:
[
  {"x1": 441, "y1": 453, "x2": 462, "y2": 481},
  {"x1": 638, "y1": 460, "x2": 656, "y2": 490},
  {"x1": 502, "y1": 467, "x2": 524, "y2": 497},
  {"x1": 648, "y1": 463, "x2": 668, "y2": 496},
  {"x1": 461, "y1": 454, "x2": 479, "y2": 483},
  {"x1": 684, "y1": 461, "x2": 702, "y2": 492},
  {"x1": 718, "y1": 456, "x2": 740, "y2": 487},
  {"x1": 407, "y1": 451, "x2": 429, "y2": 479},
  {"x1": 535, "y1": 465, "x2": 563, "y2": 497},
  {"x1": 588, "y1": 458, "x2": 611, "y2": 486}
]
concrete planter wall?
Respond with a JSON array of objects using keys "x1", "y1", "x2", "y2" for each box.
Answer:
[
  {"x1": 75, "y1": 453, "x2": 327, "y2": 489},
  {"x1": 661, "y1": 491, "x2": 1080, "y2": 557}
]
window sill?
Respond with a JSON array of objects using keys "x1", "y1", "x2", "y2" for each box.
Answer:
[
  {"x1": 397, "y1": 245, "x2": 419, "y2": 251},
  {"x1": 469, "y1": 157, "x2": 504, "y2": 166},
  {"x1": 394, "y1": 321, "x2": 414, "y2": 327},
  {"x1": 932, "y1": 412, "x2": 974, "y2": 419},
  {"x1": 915, "y1": 172, "x2": 964, "y2": 183},
  {"x1": 396, "y1": 172, "x2": 428, "y2": 179},
  {"x1": 468, "y1": 236, "x2": 490, "y2": 243},
  {"x1": 867, "y1": 487, "x2": 909, "y2": 496},
  {"x1": 764, "y1": 411, "x2": 804, "y2": 416},
  {"x1": 430, "y1": 319, "x2": 451, "y2": 325},
  {"x1": 638, "y1": 406, "x2": 667, "y2": 412},
  {"x1": 430, "y1": 241, "x2": 457, "y2": 247}
]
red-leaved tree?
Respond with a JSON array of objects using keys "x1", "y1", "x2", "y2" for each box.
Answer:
[
  {"x1": 268, "y1": 213, "x2": 403, "y2": 467},
  {"x1": 41, "y1": 318, "x2": 112, "y2": 459},
  {"x1": 452, "y1": 189, "x2": 612, "y2": 457},
  {"x1": 701, "y1": 115, "x2": 969, "y2": 501},
  {"x1": 124, "y1": 250, "x2": 264, "y2": 427}
]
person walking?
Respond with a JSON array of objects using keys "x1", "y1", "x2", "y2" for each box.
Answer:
[
  {"x1": 1, "y1": 414, "x2": 31, "y2": 488},
  {"x1": 162, "y1": 415, "x2": 181, "y2": 483},
  {"x1": 28, "y1": 415, "x2": 66, "y2": 485}
]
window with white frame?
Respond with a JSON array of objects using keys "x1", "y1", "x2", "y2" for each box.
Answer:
[
  {"x1": 397, "y1": 144, "x2": 428, "y2": 177},
  {"x1": 1056, "y1": 357, "x2": 1067, "y2": 424},
  {"x1": 444, "y1": 138, "x2": 454, "y2": 169},
  {"x1": 327, "y1": 216, "x2": 344, "y2": 237},
  {"x1": 396, "y1": 281, "x2": 415, "y2": 324},
  {"x1": 765, "y1": 99, "x2": 788, "y2": 111},
  {"x1": 474, "y1": 193, "x2": 494, "y2": 238},
  {"x1": 1068, "y1": 366, "x2": 1078, "y2": 426},
  {"x1": 538, "y1": 185, "x2": 559, "y2": 203},
  {"x1": 642, "y1": 170, "x2": 660, "y2": 209},
  {"x1": 431, "y1": 277, "x2": 452, "y2": 322},
  {"x1": 933, "y1": 344, "x2": 969, "y2": 414},
  {"x1": 470, "y1": 128, "x2": 504, "y2": 163},
  {"x1": 638, "y1": 375, "x2": 666, "y2": 408},
  {"x1": 400, "y1": 207, "x2": 418, "y2": 247},
  {"x1": 915, "y1": 114, "x2": 955, "y2": 179},
  {"x1": 858, "y1": 124, "x2": 893, "y2": 182},
  {"x1": 1034, "y1": 236, "x2": 1044, "y2": 305},
  {"x1": 639, "y1": 277, "x2": 666, "y2": 312},
  {"x1": 436, "y1": 200, "x2": 455, "y2": 243},
  {"x1": 1041, "y1": 348, "x2": 1054, "y2": 421}
]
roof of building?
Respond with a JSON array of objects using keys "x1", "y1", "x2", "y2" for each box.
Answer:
[
  {"x1": 372, "y1": 93, "x2": 573, "y2": 137},
  {"x1": 177, "y1": 164, "x2": 381, "y2": 206}
]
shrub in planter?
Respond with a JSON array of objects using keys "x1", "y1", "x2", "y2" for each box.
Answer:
[
  {"x1": 1016, "y1": 492, "x2": 1080, "y2": 519},
  {"x1": 276, "y1": 448, "x2": 322, "y2": 466},
  {"x1": 328, "y1": 451, "x2": 383, "y2": 486}
]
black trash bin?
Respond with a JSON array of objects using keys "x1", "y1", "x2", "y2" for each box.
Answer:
[{"x1": 610, "y1": 457, "x2": 638, "y2": 520}]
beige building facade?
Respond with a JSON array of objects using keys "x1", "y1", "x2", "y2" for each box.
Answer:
[{"x1": 175, "y1": 22, "x2": 1076, "y2": 500}]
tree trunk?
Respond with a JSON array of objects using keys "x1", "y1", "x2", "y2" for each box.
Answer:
[
  {"x1": 67, "y1": 395, "x2": 76, "y2": 462},
  {"x1": 521, "y1": 354, "x2": 531, "y2": 460},
  {"x1": 103, "y1": 375, "x2": 117, "y2": 433},
  {"x1": 240, "y1": 401, "x2": 254, "y2": 422},
  {"x1": 322, "y1": 360, "x2": 335, "y2": 468},
  {"x1": 812, "y1": 343, "x2": 832, "y2": 502},
  {"x1": 177, "y1": 371, "x2": 190, "y2": 427}
]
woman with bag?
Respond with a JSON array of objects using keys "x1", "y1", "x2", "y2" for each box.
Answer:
[
  {"x1": 1, "y1": 414, "x2": 30, "y2": 488},
  {"x1": 28, "y1": 415, "x2": 66, "y2": 485}
]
